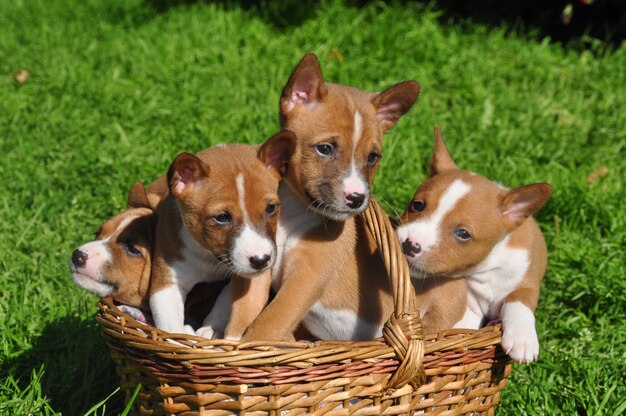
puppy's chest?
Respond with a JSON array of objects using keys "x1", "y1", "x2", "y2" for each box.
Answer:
[
  {"x1": 463, "y1": 236, "x2": 530, "y2": 318},
  {"x1": 168, "y1": 227, "x2": 229, "y2": 290},
  {"x1": 272, "y1": 184, "x2": 323, "y2": 288}
]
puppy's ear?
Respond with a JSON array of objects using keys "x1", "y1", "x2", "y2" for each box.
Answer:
[
  {"x1": 258, "y1": 130, "x2": 296, "y2": 176},
  {"x1": 167, "y1": 153, "x2": 209, "y2": 198},
  {"x1": 127, "y1": 182, "x2": 151, "y2": 209},
  {"x1": 428, "y1": 125, "x2": 459, "y2": 175},
  {"x1": 280, "y1": 53, "x2": 327, "y2": 116},
  {"x1": 371, "y1": 80, "x2": 419, "y2": 132},
  {"x1": 499, "y1": 183, "x2": 552, "y2": 229}
]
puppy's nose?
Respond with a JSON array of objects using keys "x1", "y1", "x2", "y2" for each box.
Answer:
[
  {"x1": 401, "y1": 239, "x2": 421, "y2": 257},
  {"x1": 249, "y1": 254, "x2": 271, "y2": 270},
  {"x1": 72, "y1": 249, "x2": 88, "y2": 268},
  {"x1": 345, "y1": 192, "x2": 365, "y2": 209}
]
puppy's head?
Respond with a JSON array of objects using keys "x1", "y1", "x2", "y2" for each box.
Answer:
[
  {"x1": 396, "y1": 126, "x2": 552, "y2": 277},
  {"x1": 168, "y1": 139, "x2": 290, "y2": 277},
  {"x1": 70, "y1": 182, "x2": 155, "y2": 308},
  {"x1": 277, "y1": 53, "x2": 419, "y2": 221}
]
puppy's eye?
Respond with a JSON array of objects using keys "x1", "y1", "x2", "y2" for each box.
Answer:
[
  {"x1": 94, "y1": 229, "x2": 102, "y2": 239},
  {"x1": 454, "y1": 228, "x2": 471, "y2": 241},
  {"x1": 314, "y1": 143, "x2": 334, "y2": 157},
  {"x1": 409, "y1": 200, "x2": 425, "y2": 213},
  {"x1": 265, "y1": 203, "x2": 278, "y2": 216},
  {"x1": 124, "y1": 243, "x2": 142, "y2": 257},
  {"x1": 367, "y1": 152, "x2": 380, "y2": 166},
  {"x1": 212, "y1": 212, "x2": 232, "y2": 225}
]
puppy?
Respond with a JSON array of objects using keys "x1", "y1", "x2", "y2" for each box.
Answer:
[
  {"x1": 242, "y1": 54, "x2": 419, "y2": 341},
  {"x1": 149, "y1": 140, "x2": 286, "y2": 339},
  {"x1": 395, "y1": 126, "x2": 552, "y2": 363},
  {"x1": 70, "y1": 182, "x2": 156, "y2": 315},
  {"x1": 70, "y1": 182, "x2": 231, "y2": 329}
]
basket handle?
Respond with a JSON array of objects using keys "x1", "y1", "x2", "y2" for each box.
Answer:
[{"x1": 362, "y1": 198, "x2": 425, "y2": 389}]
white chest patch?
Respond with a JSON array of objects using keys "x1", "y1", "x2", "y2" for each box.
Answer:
[
  {"x1": 463, "y1": 235, "x2": 530, "y2": 319},
  {"x1": 169, "y1": 225, "x2": 228, "y2": 292},
  {"x1": 396, "y1": 179, "x2": 471, "y2": 251},
  {"x1": 303, "y1": 302, "x2": 383, "y2": 341},
  {"x1": 272, "y1": 182, "x2": 323, "y2": 288}
]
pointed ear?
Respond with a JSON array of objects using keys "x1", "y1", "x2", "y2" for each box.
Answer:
[
  {"x1": 280, "y1": 53, "x2": 327, "y2": 115},
  {"x1": 370, "y1": 80, "x2": 419, "y2": 132},
  {"x1": 428, "y1": 125, "x2": 459, "y2": 176},
  {"x1": 167, "y1": 153, "x2": 209, "y2": 198},
  {"x1": 258, "y1": 130, "x2": 296, "y2": 176},
  {"x1": 499, "y1": 183, "x2": 552, "y2": 229},
  {"x1": 127, "y1": 182, "x2": 151, "y2": 209}
]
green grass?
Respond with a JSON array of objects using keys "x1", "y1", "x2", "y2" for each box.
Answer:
[{"x1": 1, "y1": 0, "x2": 624, "y2": 414}]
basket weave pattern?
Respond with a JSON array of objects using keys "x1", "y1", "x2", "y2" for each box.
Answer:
[{"x1": 97, "y1": 200, "x2": 512, "y2": 415}]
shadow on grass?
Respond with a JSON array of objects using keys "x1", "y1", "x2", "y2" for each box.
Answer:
[
  {"x1": 147, "y1": 0, "x2": 320, "y2": 30},
  {"x1": 143, "y1": 0, "x2": 625, "y2": 48},
  {"x1": 1, "y1": 315, "x2": 123, "y2": 416}
]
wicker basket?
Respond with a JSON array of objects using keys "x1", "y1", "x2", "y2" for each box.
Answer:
[{"x1": 97, "y1": 199, "x2": 512, "y2": 415}]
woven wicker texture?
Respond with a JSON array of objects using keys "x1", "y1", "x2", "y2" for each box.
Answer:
[{"x1": 97, "y1": 199, "x2": 512, "y2": 415}]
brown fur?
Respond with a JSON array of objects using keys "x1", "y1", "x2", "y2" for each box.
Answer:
[
  {"x1": 242, "y1": 54, "x2": 419, "y2": 341},
  {"x1": 396, "y1": 126, "x2": 552, "y2": 335},
  {"x1": 149, "y1": 142, "x2": 286, "y2": 336}
]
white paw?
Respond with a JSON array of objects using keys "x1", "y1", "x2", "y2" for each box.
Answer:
[
  {"x1": 501, "y1": 324, "x2": 539, "y2": 364},
  {"x1": 183, "y1": 325, "x2": 195, "y2": 335},
  {"x1": 196, "y1": 326, "x2": 222, "y2": 339}
]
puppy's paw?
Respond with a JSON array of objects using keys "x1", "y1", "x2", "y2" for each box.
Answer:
[
  {"x1": 501, "y1": 324, "x2": 539, "y2": 364},
  {"x1": 195, "y1": 326, "x2": 223, "y2": 339}
]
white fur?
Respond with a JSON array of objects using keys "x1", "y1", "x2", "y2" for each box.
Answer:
[
  {"x1": 303, "y1": 302, "x2": 383, "y2": 341},
  {"x1": 71, "y1": 272, "x2": 115, "y2": 297},
  {"x1": 151, "y1": 225, "x2": 230, "y2": 334},
  {"x1": 396, "y1": 179, "x2": 471, "y2": 254},
  {"x1": 501, "y1": 301, "x2": 539, "y2": 364},
  {"x1": 342, "y1": 111, "x2": 367, "y2": 197},
  {"x1": 461, "y1": 235, "x2": 530, "y2": 319},
  {"x1": 272, "y1": 182, "x2": 323, "y2": 289},
  {"x1": 351, "y1": 110, "x2": 363, "y2": 153},
  {"x1": 453, "y1": 308, "x2": 483, "y2": 330},
  {"x1": 236, "y1": 173, "x2": 250, "y2": 223},
  {"x1": 342, "y1": 163, "x2": 367, "y2": 197},
  {"x1": 150, "y1": 285, "x2": 189, "y2": 334},
  {"x1": 232, "y1": 173, "x2": 275, "y2": 274},
  {"x1": 231, "y1": 225, "x2": 274, "y2": 274},
  {"x1": 196, "y1": 281, "x2": 232, "y2": 339}
]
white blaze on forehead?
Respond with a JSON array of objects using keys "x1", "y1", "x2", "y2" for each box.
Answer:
[
  {"x1": 236, "y1": 173, "x2": 250, "y2": 223},
  {"x1": 351, "y1": 110, "x2": 363, "y2": 154},
  {"x1": 397, "y1": 179, "x2": 472, "y2": 251},
  {"x1": 342, "y1": 110, "x2": 368, "y2": 197},
  {"x1": 233, "y1": 172, "x2": 274, "y2": 273}
]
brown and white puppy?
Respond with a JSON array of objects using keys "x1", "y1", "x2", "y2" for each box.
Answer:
[
  {"x1": 70, "y1": 182, "x2": 157, "y2": 315},
  {"x1": 395, "y1": 126, "x2": 552, "y2": 363},
  {"x1": 242, "y1": 54, "x2": 419, "y2": 341},
  {"x1": 149, "y1": 141, "x2": 285, "y2": 338}
]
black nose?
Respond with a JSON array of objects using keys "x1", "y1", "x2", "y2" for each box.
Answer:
[
  {"x1": 401, "y1": 239, "x2": 421, "y2": 257},
  {"x1": 249, "y1": 254, "x2": 271, "y2": 270},
  {"x1": 345, "y1": 192, "x2": 366, "y2": 209},
  {"x1": 72, "y1": 249, "x2": 88, "y2": 268}
]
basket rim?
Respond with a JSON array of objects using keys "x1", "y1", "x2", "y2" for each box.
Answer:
[{"x1": 98, "y1": 297, "x2": 504, "y2": 365}]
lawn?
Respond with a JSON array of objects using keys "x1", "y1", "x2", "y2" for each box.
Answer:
[{"x1": 0, "y1": 0, "x2": 624, "y2": 414}]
